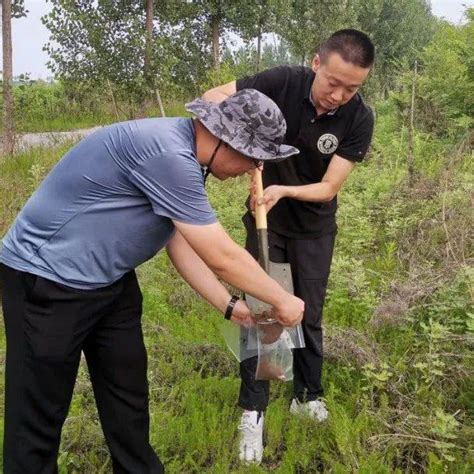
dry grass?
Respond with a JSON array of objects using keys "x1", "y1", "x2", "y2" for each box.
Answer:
[{"x1": 325, "y1": 326, "x2": 380, "y2": 368}]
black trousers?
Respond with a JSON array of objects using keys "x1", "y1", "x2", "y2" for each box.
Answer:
[
  {"x1": 1, "y1": 264, "x2": 163, "y2": 474},
  {"x1": 238, "y1": 217, "x2": 336, "y2": 412}
]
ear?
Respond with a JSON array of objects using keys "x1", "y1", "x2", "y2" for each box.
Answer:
[{"x1": 311, "y1": 54, "x2": 321, "y2": 73}]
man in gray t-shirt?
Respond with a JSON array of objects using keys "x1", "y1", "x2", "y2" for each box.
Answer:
[{"x1": 0, "y1": 90, "x2": 304, "y2": 473}]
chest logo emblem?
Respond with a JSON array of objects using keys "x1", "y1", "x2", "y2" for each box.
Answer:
[{"x1": 317, "y1": 133, "x2": 338, "y2": 154}]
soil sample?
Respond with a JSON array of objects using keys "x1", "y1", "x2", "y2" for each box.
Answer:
[
  {"x1": 258, "y1": 322, "x2": 283, "y2": 344},
  {"x1": 255, "y1": 359, "x2": 286, "y2": 380}
]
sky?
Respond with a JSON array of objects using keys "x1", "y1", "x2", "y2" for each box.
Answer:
[{"x1": 3, "y1": 0, "x2": 474, "y2": 79}]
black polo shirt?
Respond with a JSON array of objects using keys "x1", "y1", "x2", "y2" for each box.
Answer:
[{"x1": 236, "y1": 65, "x2": 374, "y2": 238}]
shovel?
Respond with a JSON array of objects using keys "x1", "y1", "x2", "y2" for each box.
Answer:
[
  {"x1": 245, "y1": 168, "x2": 303, "y2": 380},
  {"x1": 220, "y1": 169, "x2": 304, "y2": 377},
  {"x1": 245, "y1": 168, "x2": 294, "y2": 324}
]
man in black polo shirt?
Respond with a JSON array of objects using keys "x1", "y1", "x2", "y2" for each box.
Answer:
[{"x1": 203, "y1": 29, "x2": 375, "y2": 464}]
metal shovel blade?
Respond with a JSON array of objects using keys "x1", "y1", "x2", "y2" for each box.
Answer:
[{"x1": 246, "y1": 261, "x2": 293, "y2": 321}]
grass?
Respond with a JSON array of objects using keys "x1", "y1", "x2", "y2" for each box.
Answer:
[
  {"x1": 0, "y1": 105, "x2": 472, "y2": 472},
  {"x1": 8, "y1": 100, "x2": 189, "y2": 135}
]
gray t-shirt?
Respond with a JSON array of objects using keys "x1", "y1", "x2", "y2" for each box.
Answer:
[{"x1": 0, "y1": 117, "x2": 217, "y2": 289}]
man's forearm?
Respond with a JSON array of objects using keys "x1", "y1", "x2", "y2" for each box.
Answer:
[
  {"x1": 172, "y1": 221, "x2": 304, "y2": 326},
  {"x1": 208, "y1": 244, "x2": 288, "y2": 308},
  {"x1": 283, "y1": 181, "x2": 337, "y2": 203},
  {"x1": 201, "y1": 89, "x2": 228, "y2": 103},
  {"x1": 173, "y1": 222, "x2": 287, "y2": 307},
  {"x1": 166, "y1": 231, "x2": 231, "y2": 313},
  {"x1": 202, "y1": 81, "x2": 236, "y2": 103},
  {"x1": 264, "y1": 154, "x2": 355, "y2": 205}
]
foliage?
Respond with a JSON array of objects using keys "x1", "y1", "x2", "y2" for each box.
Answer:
[
  {"x1": 0, "y1": 79, "x2": 187, "y2": 134},
  {"x1": 42, "y1": 0, "x2": 180, "y2": 117},
  {"x1": 39, "y1": 0, "x2": 437, "y2": 102},
  {"x1": 393, "y1": 8, "x2": 474, "y2": 138},
  {"x1": 1, "y1": 3, "x2": 473, "y2": 472},
  {"x1": 356, "y1": 0, "x2": 436, "y2": 98},
  {"x1": 221, "y1": 38, "x2": 297, "y2": 80},
  {"x1": 1, "y1": 99, "x2": 473, "y2": 471},
  {"x1": 36, "y1": 0, "x2": 440, "y2": 107},
  {"x1": 0, "y1": 80, "x2": 114, "y2": 132},
  {"x1": 277, "y1": 0, "x2": 359, "y2": 66},
  {"x1": 228, "y1": 0, "x2": 285, "y2": 73},
  {"x1": 225, "y1": 0, "x2": 436, "y2": 99},
  {"x1": 11, "y1": 0, "x2": 28, "y2": 18}
]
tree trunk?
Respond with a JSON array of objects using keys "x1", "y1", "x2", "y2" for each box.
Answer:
[
  {"x1": 211, "y1": 14, "x2": 220, "y2": 71},
  {"x1": 144, "y1": 0, "x2": 153, "y2": 79},
  {"x1": 256, "y1": 24, "x2": 262, "y2": 73},
  {"x1": 139, "y1": 0, "x2": 154, "y2": 118},
  {"x1": 155, "y1": 87, "x2": 165, "y2": 117},
  {"x1": 2, "y1": 0, "x2": 14, "y2": 155},
  {"x1": 107, "y1": 79, "x2": 120, "y2": 120}
]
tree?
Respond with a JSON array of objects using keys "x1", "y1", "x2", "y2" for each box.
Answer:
[
  {"x1": 2, "y1": 0, "x2": 26, "y2": 155},
  {"x1": 356, "y1": 0, "x2": 435, "y2": 98},
  {"x1": 144, "y1": 0, "x2": 154, "y2": 87},
  {"x1": 170, "y1": 0, "x2": 237, "y2": 72},
  {"x1": 209, "y1": 1, "x2": 222, "y2": 71},
  {"x1": 230, "y1": 0, "x2": 285, "y2": 73},
  {"x1": 2, "y1": 0, "x2": 14, "y2": 154},
  {"x1": 142, "y1": 0, "x2": 165, "y2": 116},
  {"x1": 42, "y1": 0, "x2": 179, "y2": 118},
  {"x1": 394, "y1": 9, "x2": 474, "y2": 138},
  {"x1": 277, "y1": 0, "x2": 359, "y2": 66}
]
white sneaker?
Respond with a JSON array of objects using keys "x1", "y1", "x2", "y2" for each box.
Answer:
[
  {"x1": 238, "y1": 410, "x2": 264, "y2": 464},
  {"x1": 290, "y1": 398, "x2": 328, "y2": 422}
]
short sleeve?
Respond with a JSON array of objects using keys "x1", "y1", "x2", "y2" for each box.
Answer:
[
  {"x1": 236, "y1": 66, "x2": 290, "y2": 99},
  {"x1": 129, "y1": 151, "x2": 217, "y2": 225},
  {"x1": 336, "y1": 106, "x2": 374, "y2": 162}
]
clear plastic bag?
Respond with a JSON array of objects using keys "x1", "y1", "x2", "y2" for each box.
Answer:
[
  {"x1": 255, "y1": 322, "x2": 304, "y2": 381},
  {"x1": 221, "y1": 320, "x2": 305, "y2": 381}
]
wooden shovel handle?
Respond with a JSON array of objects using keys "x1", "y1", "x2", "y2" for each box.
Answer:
[
  {"x1": 254, "y1": 167, "x2": 270, "y2": 273},
  {"x1": 254, "y1": 168, "x2": 267, "y2": 231}
]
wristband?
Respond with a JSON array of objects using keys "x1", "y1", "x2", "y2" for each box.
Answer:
[{"x1": 224, "y1": 295, "x2": 240, "y2": 320}]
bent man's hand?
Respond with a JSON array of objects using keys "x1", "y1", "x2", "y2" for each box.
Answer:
[
  {"x1": 251, "y1": 184, "x2": 288, "y2": 215},
  {"x1": 260, "y1": 185, "x2": 287, "y2": 214},
  {"x1": 231, "y1": 299, "x2": 256, "y2": 328},
  {"x1": 271, "y1": 294, "x2": 305, "y2": 327}
]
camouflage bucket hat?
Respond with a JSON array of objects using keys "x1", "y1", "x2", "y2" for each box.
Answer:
[{"x1": 185, "y1": 89, "x2": 299, "y2": 162}]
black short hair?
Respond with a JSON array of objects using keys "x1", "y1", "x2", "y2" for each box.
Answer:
[{"x1": 319, "y1": 29, "x2": 375, "y2": 68}]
